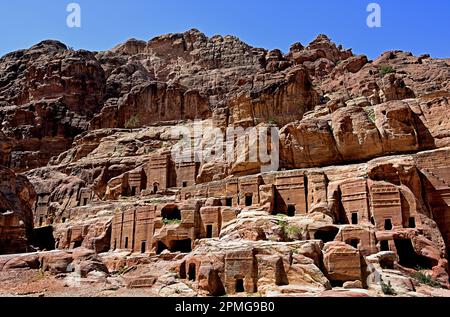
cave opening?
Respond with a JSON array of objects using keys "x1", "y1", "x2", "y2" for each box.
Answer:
[
  {"x1": 394, "y1": 239, "x2": 434, "y2": 269},
  {"x1": 162, "y1": 206, "x2": 181, "y2": 221},
  {"x1": 170, "y1": 239, "x2": 192, "y2": 253},
  {"x1": 314, "y1": 227, "x2": 339, "y2": 243},
  {"x1": 380, "y1": 240, "x2": 390, "y2": 251},
  {"x1": 346, "y1": 238, "x2": 360, "y2": 249},
  {"x1": 31, "y1": 226, "x2": 56, "y2": 251},
  {"x1": 380, "y1": 257, "x2": 395, "y2": 269},
  {"x1": 330, "y1": 280, "x2": 344, "y2": 288},
  {"x1": 157, "y1": 241, "x2": 168, "y2": 254}
]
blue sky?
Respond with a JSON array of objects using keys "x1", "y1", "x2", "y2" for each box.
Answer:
[{"x1": 0, "y1": 0, "x2": 449, "y2": 59}]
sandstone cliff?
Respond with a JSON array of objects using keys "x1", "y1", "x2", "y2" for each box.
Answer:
[
  {"x1": 1, "y1": 29, "x2": 450, "y2": 297},
  {"x1": 0, "y1": 166, "x2": 36, "y2": 254}
]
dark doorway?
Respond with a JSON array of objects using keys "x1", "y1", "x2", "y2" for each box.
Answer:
[
  {"x1": 171, "y1": 239, "x2": 192, "y2": 253},
  {"x1": 384, "y1": 219, "x2": 393, "y2": 230},
  {"x1": 162, "y1": 206, "x2": 181, "y2": 221},
  {"x1": 346, "y1": 238, "x2": 360, "y2": 249},
  {"x1": 157, "y1": 241, "x2": 168, "y2": 254},
  {"x1": 83, "y1": 198, "x2": 88, "y2": 206},
  {"x1": 182, "y1": 181, "x2": 188, "y2": 188},
  {"x1": 287, "y1": 205, "x2": 296, "y2": 217},
  {"x1": 330, "y1": 280, "x2": 344, "y2": 288},
  {"x1": 131, "y1": 186, "x2": 137, "y2": 196},
  {"x1": 394, "y1": 239, "x2": 434, "y2": 269},
  {"x1": 124, "y1": 237, "x2": 129, "y2": 249},
  {"x1": 179, "y1": 263, "x2": 186, "y2": 279},
  {"x1": 380, "y1": 257, "x2": 395, "y2": 269},
  {"x1": 73, "y1": 240, "x2": 82, "y2": 249},
  {"x1": 188, "y1": 263, "x2": 196, "y2": 281},
  {"x1": 314, "y1": 227, "x2": 339, "y2": 243},
  {"x1": 245, "y1": 195, "x2": 253, "y2": 207},
  {"x1": 206, "y1": 225, "x2": 213, "y2": 238},
  {"x1": 235, "y1": 279, "x2": 245, "y2": 293},
  {"x1": 153, "y1": 183, "x2": 159, "y2": 194},
  {"x1": 62, "y1": 217, "x2": 66, "y2": 223},
  {"x1": 113, "y1": 239, "x2": 117, "y2": 250},
  {"x1": 408, "y1": 217, "x2": 416, "y2": 228},
  {"x1": 39, "y1": 217, "x2": 44, "y2": 227},
  {"x1": 380, "y1": 240, "x2": 390, "y2": 251},
  {"x1": 226, "y1": 198, "x2": 233, "y2": 207},
  {"x1": 352, "y1": 213, "x2": 358, "y2": 225},
  {"x1": 141, "y1": 241, "x2": 146, "y2": 253},
  {"x1": 31, "y1": 226, "x2": 56, "y2": 251}
]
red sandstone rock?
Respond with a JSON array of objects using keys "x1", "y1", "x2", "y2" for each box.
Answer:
[
  {"x1": 0, "y1": 41, "x2": 106, "y2": 172},
  {"x1": 0, "y1": 166, "x2": 36, "y2": 254},
  {"x1": 280, "y1": 118, "x2": 342, "y2": 169},
  {"x1": 1, "y1": 30, "x2": 450, "y2": 297},
  {"x1": 331, "y1": 106, "x2": 383, "y2": 161},
  {"x1": 323, "y1": 242, "x2": 362, "y2": 284}
]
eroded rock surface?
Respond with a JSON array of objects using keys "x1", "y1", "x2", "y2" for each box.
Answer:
[{"x1": 1, "y1": 30, "x2": 450, "y2": 297}]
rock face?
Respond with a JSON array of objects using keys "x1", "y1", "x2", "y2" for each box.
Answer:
[
  {"x1": 1, "y1": 30, "x2": 450, "y2": 297},
  {"x1": 0, "y1": 166, "x2": 36, "y2": 254},
  {"x1": 0, "y1": 41, "x2": 105, "y2": 172}
]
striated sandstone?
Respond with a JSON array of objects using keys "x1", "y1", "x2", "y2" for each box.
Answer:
[{"x1": 1, "y1": 30, "x2": 450, "y2": 297}]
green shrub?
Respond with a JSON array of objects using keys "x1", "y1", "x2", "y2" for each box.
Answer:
[
  {"x1": 379, "y1": 65, "x2": 395, "y2": 76},
  {"x1": 125, "y1": 115, "x2": 140, "y2": 129},
  {"x1": 412, "y1": 271, "x2": 441, "y2": 288},
  {"x1": 364, "y1": 107, "x2": 376, "y2": 124},
  {"x1": 286, "y1": 226, "x2": 302, "y2": 239},
  {"x1": 163, "y1": 218, "x2": 182, "y2": 226},
  {"x1": 277, "y1": 220, "x2": 302, "y2": 241},
  {"x1": 268, "y1": 117, "x2": 278, "y2": 125},
  {"x1": 381, "y1": 280, "x2": 397, "y2": 296}
]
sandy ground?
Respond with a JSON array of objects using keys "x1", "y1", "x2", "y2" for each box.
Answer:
[{"x1": 1, "y1": 268, "x2": 450, "y2": 298}]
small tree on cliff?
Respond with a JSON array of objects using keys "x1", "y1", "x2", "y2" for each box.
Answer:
[{"x1": 125, "y1": 115, "x2": 140, "y2": 131}]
